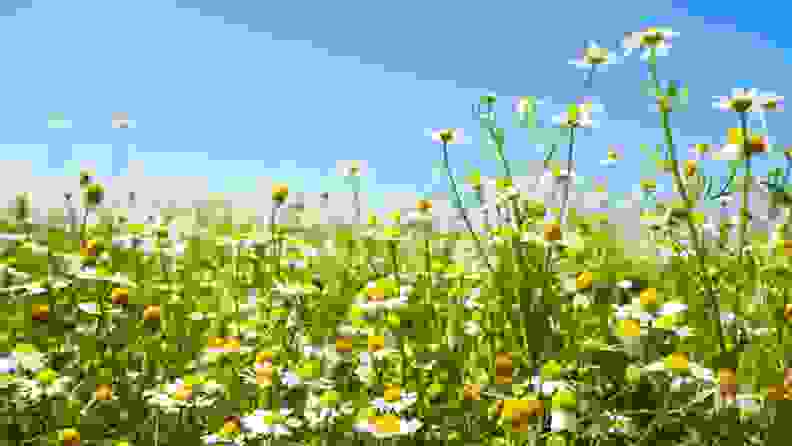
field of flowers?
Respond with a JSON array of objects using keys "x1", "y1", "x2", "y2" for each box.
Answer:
[{"x1": 3, "y1": 25, "x2": 792, "y2": 446}]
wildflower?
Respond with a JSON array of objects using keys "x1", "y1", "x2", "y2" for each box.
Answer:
[
  {"x1": 170, "y1": 382, "x2": 193, "y2": 401},
  {"x1": 766, "y1": 384, "x2": 789, "y2": 401},
  {"x1": 619, "y1": 319, "x2": 642, "y2": 337},
  {"x1": 62, "y1": 428, "x2": 80, "y2": 446},
  {"x1": 464, "y1": 383, "x2": 481, "y2": 401},
  {"x1": 576, "y1": 271, "x2": 593, "y2": 290},
  {"x1": 495, "y1": 352, "x2": 513, "y2": 385},
  {"x1": 569, "y1": 40, "x2": 616, "y2": 70},
  {"x1": 715, "y1": 128, "x2": 768, "y2": 160},
  {"x1": 544, "y1": 223, "x2": 562, "y2": 242},
  {"x1": 80, "y1": 239, "x2": 98, "y2": 257},
  {"x1": 335, "y1": 336, "x2": 354, "y2": 353},
  {"x1": 206, "y1": 337, "x2": 226, "y2": 353},
  {"x1": 365, "y1": 414, "x2": 423, "y2": 438},
  {"x1": 255, "y1": 363, "x2": 275, "y2": 386},
  {"x1": 371, "y1": 384, "x2": 418, "y2": 413},
  {"x1": 417, "y1": 199, "x2": 432, "y2": 212},
  {"x1": 684, "y1": 160, "x2": 697, "y2": 177},
  {"x1": 240, "y1": 408, "x2": 299, "y2": 438},
  {"x1": 271, "y1": 184, "x2": 289, "y2": 204},
  {"x1": 32, "y1": 304, "x2": 49, "y2": 321},
  {"x1": 430, "y1": 128, "x2": 466, "y2": 145},
  {"x1": 95, "y1": 383, "x2": 113, "y2": 401},
  {"x1": 0, "y1": 353, "x2": 17, "y2": 374},
  {"x1": 111, "y1": 287, "x2": 129, "y2": 305},
  {"x1": 622, "y1": 27, "x2": 679, "y2": 60},
  {"x1": 501, "y1": 399, "x2": 544, "y2": 432},
  {"x1": 224, "y1": 337, "x2": 241, "y2": 352},
  {"x1": 665, "y1": 352, "x2": 690, "y2": 372},
  {"x1": 143, "y1": 305, "x2": 161, "y2": 321},
  {"x1": 600, "y1": 146, "x2": 620, "y2": 167},
  {"x1": 552, "y1": 100, "x2": 597, "y2": 129},
  {"x1": 639, "y1": 287, "x2": 658, "y2": 306},
  {"x1": 718, "y1": 368, "x2": 737, "y2": 402},
  {"x1": 223, "y1": 416, "x2": 241, "y2": 435},
  {"x1": 758, "y1": 93, "x2": 784, "y2": 112},
  {"x1": 713, "y1": 88, "x2": 772, "y2": 113},
  {"x1": 368, "y1": 335, "x2": 385, "y2": 353}
]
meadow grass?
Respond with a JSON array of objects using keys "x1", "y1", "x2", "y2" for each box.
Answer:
[{"x1": 1, "y1": 25, "x2": 792, "y2": 446}]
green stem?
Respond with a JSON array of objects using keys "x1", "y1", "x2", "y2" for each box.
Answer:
[
  {"x1": 560, "y1": 127, "x2": 576, "y2": 226},
  {"x1": 737, "y1": 111, "x2": 751, "y2": 266},
  {"x1": 441, "y1": 141, "x2": 494, "y2": 274},
  {"x1": 647, "y1": 49, "x2": 726, "y2": 355}
]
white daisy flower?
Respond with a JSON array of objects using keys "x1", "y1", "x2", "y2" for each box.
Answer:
[{"x1": 371, "y1": 387, "x2": 418, "y2": 413}]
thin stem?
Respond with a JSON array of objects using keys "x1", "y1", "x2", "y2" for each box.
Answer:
[
  {"x1": 560, "y1": 127, "x2": 576, "y2": 226},
  {"x1": 647, "y1": 49, "x2": 726, "y2": 355},
  {"x1": 737, "y1": 111, "x2": 751, "y2": 266},
  {"x1": 441, "y1": 141, "x2": 494, "y2": 273}
]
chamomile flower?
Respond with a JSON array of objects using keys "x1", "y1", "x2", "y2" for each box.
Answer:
[
  {"x1": 569, "y1": 40, "x2": 619, "y2": 71},
  {"x1": 714, "y1": 88, "x2": 770, "y2": 113},
  {"x1": 357, "y1": 414, "x2": 423, "y2": 439},
  {"x1": 371, "y1": 384, "x2": 418, "y2": 413},
  {"x1": 0, "y1": 353, "x2": 17, "y2": 374},
  {"x1": 240, "y1": 408, "x2": 301, "y2": 438},
  {"x1": 622, "y1": 27, "x2": 679, "y2": 60},
  {"x1": 552, "y1": 102, "x2": 596, "y2": 129}
]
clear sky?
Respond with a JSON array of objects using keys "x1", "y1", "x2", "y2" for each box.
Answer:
[{"x1": 0, "y1": 0, "x2": 789, "y2": 222}]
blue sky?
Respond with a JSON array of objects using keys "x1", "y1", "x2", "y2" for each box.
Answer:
[{"x1": 1, "y1": 0, "x2": 790, "y2": 214}]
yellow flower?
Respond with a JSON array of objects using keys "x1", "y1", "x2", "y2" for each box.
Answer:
[
  {"x1": 32, "y1": 304, "x2": 49, "y2": 321},
  {"x1": 576, "y1": 271, "x2": 593, "y2": 290},
  {"x1": 431, "y1": 128, "x2": 465, "y2": 145},
  {"x1": 62, "y1": 428, "x2": 80, "y2": 445},
  {"x1": 80, "y1": 239, "x2": 98, "y2": 257},
  {"x1": 500, "y1": 399, "x2": 543, "y2": 432},
  {"x1": 373, "y1": 414, "x2": 401, "y2": 433},
  {"x1": 684, "y1": 160, "x2": 697, "y2": 178},
  {"x1": 223, "y1": 416, "x2": 241, "y2": 434},
  {"x1": 95, "y1": 383, "x2": 113, "y2": 401},
  {"x1": 223, "y1": 336, "x2": 241, "y2": 352},
  {"x1": 639, "y1": 288, "x2": 658, "y2": 306},
  {"x1": 620, "y1": 319, "x2": 642, "y2": 337},
  {"x1": 272, "y1": 184, "x2": 289, "y2": 203},
  {"x1": 544, "y1": 223, "x2": 562, "y2": 242},
  {"x1": 335, "y1": 336, "x2": 354, "y2": 353},
  {"x1": 714, "y1": 88, "x2": 763, "y2": 113},
  {"x1": 417, "y1": 199, "x2": 432, "y2": 212},
  {"x1": 368, "y1": 335, "x2": 385, "y2": 353},
  {"x1": 256, "y1": 351, "x2": 274, "y2": 364},
  {"x1": 111, "y1": 287, "x2": 129, "y2": 305},
  {"x1": 665, "y1": 352, "x2": 689, "y2": 371},
  {"x1": 384, "y1": 384, "x2": 401, "y2": 402}
]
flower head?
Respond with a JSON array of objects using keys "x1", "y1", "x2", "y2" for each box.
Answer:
[
  {"x1": 569, "y1": 40, "x2": 617, "y2": 70},
  {"x1": 272, "y1": 184, "x2": 289, "y2": 203},
  {"x1": 713, "y1": 88, "x2": 774, "y2": 113},
  {"x1": 552, "y1": 100, "x2": 598, "y2": 129},
  {"x1": 430, "y1": 128, "x2": 467, "y2": 145},
  {"x1": 623, "y1": 27, "x2": 679, "y2": 60},
  {"x1": 715, "y1": 128, "x2": 769, "y2": 160}
]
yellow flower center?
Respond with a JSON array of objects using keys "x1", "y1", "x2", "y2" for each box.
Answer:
[
  {"x1": 374, "y1": 414, "x2": 401, "y2": 433},
  {"x1": 585, "y1": 47, "x2": 609, "y2": 65},
  {"x1": 384, "y1": 385, "x2": 401, "y2": 402}
]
